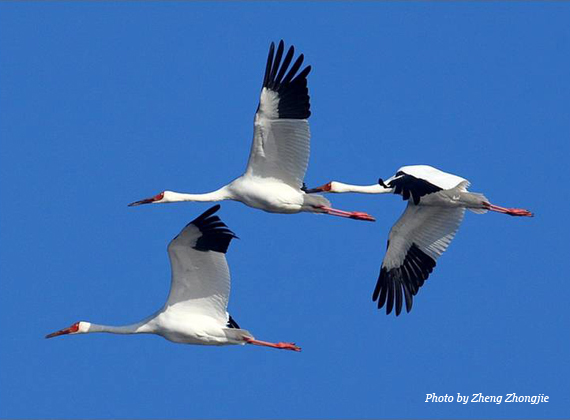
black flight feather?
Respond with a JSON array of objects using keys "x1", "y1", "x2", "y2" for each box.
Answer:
[
  {"x1": 388, "y1": 172, "x2": 442, "y2": 205},
  {"x1": 227, "y1": 315, "x2": 240, "y2": 329},
  {"x1": 274, "y1": 45, "x2": 294, "y2": 87},
  {"x1": 260, "y1": 40, "x2": 311, "y2": 119},
  {"x1": 373, "y1": 243, "x2": 437, "y2": 316},
  {"x1": 189, "y1": 205, "x2": 238, "y2": 254}
]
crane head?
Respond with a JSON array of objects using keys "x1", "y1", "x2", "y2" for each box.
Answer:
[
  {"x1": 45, "y1": 321, "x2": 88, "y2": 338},
  {"x1": 128, "y1": 191, "x2": 165, "y2": 207}
]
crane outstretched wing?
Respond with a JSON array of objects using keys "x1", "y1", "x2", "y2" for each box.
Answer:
[
  {"x1": 387, "y1": 166, "x2": 469, "y2": 198},
  {"x1": 373, "y1": 204, "x2": 465, "y2": 316},
  {"x1": 245, "y1": 40, "x2": 311, "y2": 189},
  {"x1": 386, "y1": 171, "x2": 443, "y2": 205},
  {"x1": 165, "y1": 205, "x2": 238, "y2": 323}
]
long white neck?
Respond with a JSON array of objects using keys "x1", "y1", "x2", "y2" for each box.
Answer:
[
  {"x1": 332, "y1": 182, "x2": 393, "y2": 194},
  {"x1": 163, "y1": 186, "x2": 232, "y2": 203},
  {"x1": 84, "y1": 317, "x2": 156, "y2": 335}
]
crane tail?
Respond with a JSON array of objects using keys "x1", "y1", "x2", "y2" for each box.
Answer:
[
  {"x1": 223, "y1": 328, "x2": 255, "y2": 345},
  {"x1": 303, "y1": 194, "x2": 331, "y2": 209},
  {"x1": 466, "y1": 192, "x2": 489, "y2": 214}
]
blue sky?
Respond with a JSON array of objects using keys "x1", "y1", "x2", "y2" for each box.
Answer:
[{"x1": 1, "y1": 2, "x2": 569, "y2": 419}]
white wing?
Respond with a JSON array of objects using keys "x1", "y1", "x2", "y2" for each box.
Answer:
[
  {"x1": 383, "y1": 165, "x2": 470, "y2": 205},
  {"x1": 372, "y1": 203, "x2": 465, "y2": 316},
  {"x1": 397, "y1": 165, "x2": 468, "y2": 190},
  {"x1": 245, "y1": 40, "x2": 311, "y2": 189},
  {"x1": 165, "y1": 205, "x2": 237, "y2": 324}
]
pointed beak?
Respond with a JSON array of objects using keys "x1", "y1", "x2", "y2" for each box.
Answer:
[
  {"x1": 304, "y1": 187, "x2": 323, "y2": 194},
  {"x1": 304, "y1": 183, "x2": 330, "y2": 194},
  {"x1": 128, "y1": 192, "x2": 164, "y2": 207},
  {"x1": 45, "y1": 325, "x2": 77, "y2": 339},
  {"x1": 127, "y1": 197, "x2": 154, "y2": 207}
]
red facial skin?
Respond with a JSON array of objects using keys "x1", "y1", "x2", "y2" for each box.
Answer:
[
  {"x1": 320, "y1": 182, "x2": 332, "y2": 192},
  {"x1": 45, "y1": 322, "x2": 80, "y2": 339},
  {"x1": 128, "y1": 192, "x2": 164, "y2": 207}
]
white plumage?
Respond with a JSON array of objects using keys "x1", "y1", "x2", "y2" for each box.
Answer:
[
  {"x1": 247, "y1": 117, "x2": 310, "y2": 189},
  {"x1": 306, "y1": 164, "x2": 533, "y2": 315},
  {"x1": 128, "y1": 40, "x2": 374, "y2": 222},
  {"x1": 46, "y1": 205, "x2": 300, "y2": 351},
  {"x1": 394, "y1": 165, "x2": 468, "y2": 191},
  {"x1": 164, "y1": 216, "x2": 232, "y2": 324},
  {"x1": 383, "y1": 206, "x2": 465, "y2": 271}
]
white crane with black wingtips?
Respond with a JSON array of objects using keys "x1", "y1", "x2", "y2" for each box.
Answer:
[
  {"x1": 46, "y1": 205, "x2": 300, "y2": 351},
  {"x1": 306, "y1": 165, "x2": 533, "y2": 316},
  {"x1": 128, "y1": 40, "x2": 374, "y2": 222}
]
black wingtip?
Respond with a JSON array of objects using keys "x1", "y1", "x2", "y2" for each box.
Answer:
[
  {"x1": 294, "y1": 64, "x2": 311, "y2": 81},
  {"x1": 227, "y1": 315, "x2": 240, "y2": 329},
  {"x1": 387, "y1": 173, "x2": 442, "y2": 204},
  {"x1": 373, "y1": 243, "x2": 435, "y2": 316},
  {"x1": 190, "y1": 204, "x2": 221, "y2": 225},
  {"x1": 262, "y1": 42, "x2": 276, "y2": 88},
  {"x1": 190, "y1": 205, "x2": 237, "y2": 254},
  {"x1": 260, "y1": 41, "x2": 311, "y2": 119}
]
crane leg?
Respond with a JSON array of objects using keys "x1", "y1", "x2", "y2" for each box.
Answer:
[
  {"x1": 317, "y1": 206, "x2": 376, "y2": 222},
  {"x1": 245, "y1": 338, "x2": 301, "y2": 352},
  {"x1": 483, "y1": 202, "x2": 533, "y2": 217}
]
